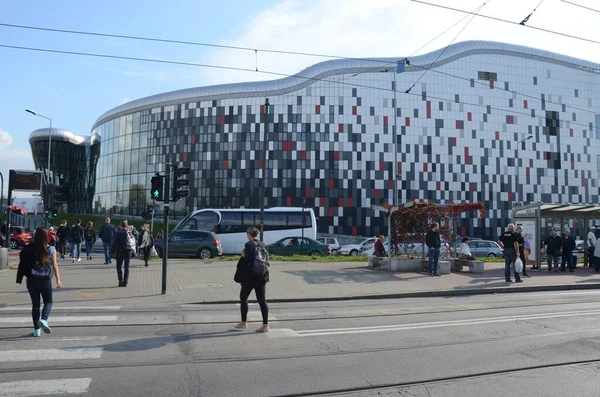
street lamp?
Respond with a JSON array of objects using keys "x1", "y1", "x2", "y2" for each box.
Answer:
[{"x1": 26, "y1": 109, "x2": 53, "y2": 217}]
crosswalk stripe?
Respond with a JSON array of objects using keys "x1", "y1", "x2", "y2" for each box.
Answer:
[
  {"x1": 0, "y1": 378, "x2": 92, "y2": 396},
  {"x1": 0, "y1": 348, "x2": 104, "y2": 362},
  {"x1": 0, "y1": 306, "x2": 121, "y2": 311},
  {"x1": 0, "y1": 316, "x2": 118, "y2": 324}
]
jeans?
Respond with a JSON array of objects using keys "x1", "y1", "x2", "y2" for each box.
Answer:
[
  {"x1": 240, "y1": 281, "x2": 269, "y2": 324},
  {"x1": 561, "y1": 254, "x2": 574, "y2": 271},
  {"x1": 428, "y1": 248, "x2": 440, "y2": 275},
  {"x1": 116, "y1": 250, "x2": 130, "y2": 283},
  {"x1": 103, "y1": 242, "x2": 111, "y2": 264},
  {"x1": 589, "y1": 248, "x2": 598, "y2": 269},
  {"x1": 85, "y1": 241, "x2": 94, "y2": 257},
  {"x1": 27, "y1": 278, "x2": 53, "y2": 329},
  {"x1": 72, "y1": 242, "x2": 81, "y2": 259},
  {"x1": 547, "y1": 255, "x2": 560, "y2": 271},
  {"x1": 504, "y1": 248, "x2": 521, "y2": 281}
]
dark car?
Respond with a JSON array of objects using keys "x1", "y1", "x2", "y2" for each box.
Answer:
[
  {"x1": 154, "y1": 230, "x2": 222, "y2": 259},
  {"x1": 267, "y1": 237, "x2": 331, "y2": 256}
]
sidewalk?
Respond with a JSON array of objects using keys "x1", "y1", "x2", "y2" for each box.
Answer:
[{"x1": 1, "y1": 256, "x2": 600, "y2": 308}]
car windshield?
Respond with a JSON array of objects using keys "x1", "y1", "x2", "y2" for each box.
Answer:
[{"x1": 14, "y1": 227, "x2": 29, "y2": 234}]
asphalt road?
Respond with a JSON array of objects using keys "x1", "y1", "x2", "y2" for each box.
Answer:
[{"x1": 1, "y1": 291, "x2": 600, "y2": 396}]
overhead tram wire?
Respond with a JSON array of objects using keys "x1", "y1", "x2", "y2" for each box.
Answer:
[
  {"x1": 409, "y1": 0, "x2": 600, "y2": 46},
  {"x1": 0, "y1": 18, "x2": 597, "y2": 118},
  {"x1": 0, "y1": 42, "x2": 594, "y2": 135},
  {"x1": 404, "y1": 1, "x2": 490, "y2": 94},
  {"x1": 520, "y1": 0, "x2": 546, "y2": 25},
  {"x1": 559, "y1": 0, "x2": 600, "y2": 14}
]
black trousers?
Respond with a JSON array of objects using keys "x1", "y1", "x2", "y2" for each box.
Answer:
[
  {"x1": 27, "y1": 278, "x2": 53, "y2": 329},
  {"x1": 116, "y1": 250, "x2": 131, "y2": 283},
  {"x1": 519, "y1": 247, "x2": 528, "y2": 274},
  {"x1": 239, "y1": 280, "x2": 269, "y2": 324}
]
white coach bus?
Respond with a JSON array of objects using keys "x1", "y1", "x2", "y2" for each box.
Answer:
[{"x1": 172, "y1": 207, "x2": 317, "y2": 254}]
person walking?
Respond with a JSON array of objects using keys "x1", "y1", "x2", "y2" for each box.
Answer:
[
  {"x1": 515, "y1": 226, "x2": 530, "y2": 277},
  {"x1": 543, "y1": 230, "x2": 563, "y2": 273},
  {"x1": 48, "y1": 227, "x2": 57, "y2": 248},
  {"x1": 84, "y1": 221, "x2": 97, "y2": 260},
  {"x1": 138, "y1": 224, "x2": 153, "y2": 267},
  {"x1": 560, "y1": 229, "x2": 576, "y2": 272},
  {"x1": 98, "y1": 217, "x2": 116, "y2": 265},
  {"x1": 587, "y1": 226, "x2": 597, "y2": 270},
  {"x1": 425, "y1": 222, "x2": 441, "y2": 276},
  {"x1": 56, "y1": 220, "x2": 69, "y2": 259},
  {"x1": 69, "y1": 219, "x2": 84, "y2": 263},
  {"x1": 497, "y1": 223, "x2": 522, "y2": 283},
  {"x1": 114, "y1": 220, "x2": 134, "y2": 287},
  {"x1": 16, "y1": 227, "x2": 62, "y2": 337},
  {"x1": 234, "y1": 227, "x2": 270, "y2": 333}
]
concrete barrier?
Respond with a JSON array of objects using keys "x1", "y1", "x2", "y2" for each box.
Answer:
[
  {"x1": 449, "y1": 258, "x2": 485, "y2": 273},
  {"x1": 0, "y1": 248, "x2": 8, "y2": 269}
]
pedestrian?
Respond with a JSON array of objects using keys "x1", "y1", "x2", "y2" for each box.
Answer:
[
  {"x1": 69, "y1": 219, "x2": 84, "y2": 263},
  {"x1": 98, "y1": 217, "x2": 116, "y2": 265},
  {"x1": 543, "y1": 229, "x2": 563, "y2": 273},
  {"x1": 114, "y1": 220, "x2": 134, "y2": 287},
  {"x1": 56, "y1": 220, "x2": 69, "y2": 259},
  {"x1": 156, "y1": 229, "x2": 164, "y2": 240},
  {"x1": 587, "y1": 226, "x2": 597, "y2": 270},
  {"x1": 497, "y1": 223, "x2": 523, "y2": 283},
  {"x1": 515, "y1": 226, "x2": 529, "y2": 277},
  {"x1": 138, "y1": 224, "x2": 153, "y2": 267},
  {"x1": 425, "y1": 222, "x2": 441, "y2": 276},
  {"x1": 84, "y1": 221, "x2": 97, "y2": 260},
  {"x1": 233, "y1": 227, "x2": 270, "y2": 333},
  {"x1": 373, "y1": 235, "x2": 386, "y2": 257},
  {"x1": 458, "y1": 237, "x2": 476, "y2": 260},
  {"x1": 47, "y1": 227, "x2": 57, "y2": 247},
  {"x1": 16, "y1": 227, "x2": 62, "y2": 337},
  {"x1": 560, "y1": 229, "x2": 576, "y2": 272}
]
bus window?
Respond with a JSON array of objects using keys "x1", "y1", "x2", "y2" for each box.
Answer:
[
  {"x1": 242, "y1": 212, "x2": 256, "y2": 227},
  {"x1": 219, "y1": 211, "x2": 245, "y2": 233},
  {"x1": 179, "y1": 210, "x2": 219, "y2": 232},
  {"x1": 288, "y1": 212, "x2": 312, "y2": 228},
  {"x1": 264, "y1": 213, "x2": 286, "y2": 231}
]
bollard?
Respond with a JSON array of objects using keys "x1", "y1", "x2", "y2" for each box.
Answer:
[{"x1": 0, "y1": 247, "x2": 8, "y2": 269}]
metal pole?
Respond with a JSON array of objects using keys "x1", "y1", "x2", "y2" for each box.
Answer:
[
  {"x1": 302, "y1": 198, "x2": 305, "y2": 256},
  {"x1": 161, "y1": 164, "x2": 171, "y2": 295},
  {"x1": 393, "y1": 67, "x2": 399, "y2": 205},
  {"x1": 5, "y1": 173, "x2": 12, "y2": 249},
  {"x1": 259, "y1": 98, "x2": 269, "y2": 242},
  {"x1": 151, "y1": 200, "x2": 155, "y2": 234}
]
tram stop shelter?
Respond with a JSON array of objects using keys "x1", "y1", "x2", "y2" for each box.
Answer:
[{"x1": 512, "y1": 202, "x2": 600, "y2": 269}]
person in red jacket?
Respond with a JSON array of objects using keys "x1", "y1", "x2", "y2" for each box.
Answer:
[
  {"x1": 47, "y1": 227, "x2": 57, "y2": 247},
  {"x1": 374, "y1": 235, "x2": 386, "y2": 257}
]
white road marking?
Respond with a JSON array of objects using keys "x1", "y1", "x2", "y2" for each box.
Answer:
[
  {"x1": 0, "y1": 306, "x2": 121, "y2": 311},
  {"x1": 0, "y1": 378, "x2": 92, "y2": 397},
  {"x1": 294, "y1": 309, "x2": 600, "y2": 337},
  {"x1": 42, "y1": 336, "x2": 109, "y2": 341},
  {"x1": 0, "y1": 348, "x2": 104, "y2": 362},
  {"x1": 0, "y1": 315, "x2": 118, "y2": 324},
  {"x1": 266, "y1": 328, "x2": 300, "y2": 338}
]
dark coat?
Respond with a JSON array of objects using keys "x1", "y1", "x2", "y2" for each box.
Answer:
[
  {"x1": 236, "y1": 240, "x2": 269, "y2": 284},
  {"x1": 98, "y1": 223, "x2": 116, "y2": 243},
  {"x1": 544, "y1": 235, "x2": 563, "y2": 256}
]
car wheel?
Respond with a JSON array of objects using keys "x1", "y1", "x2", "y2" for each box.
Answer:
[
  {"x1": 487, "y1": 253, "x2": 496, "y2": 258},
  {"x1": 198, "y1": 248, "x2": 213, "y2": 259},
  {"x1": 310, "y1": 251, "x2": 322, "y2": 257},
  {"x1": 9, "y1": 240, "x2": 18, "y2": 250},
  {"x1": 350, "y1": 249, "x2": 358, "y2": 256},
  {"x1": 331, "y1": 249, "x2": 339, "y2": 255}
]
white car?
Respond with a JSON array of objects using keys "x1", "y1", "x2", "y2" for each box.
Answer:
[
  {"x1": 339, "y1": 238, "x2": 377, "y2": 256},
  {"x1": 316, "y1": 237, "x2": 341, "y2": 254}
]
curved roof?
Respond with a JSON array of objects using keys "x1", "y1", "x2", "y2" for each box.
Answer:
[
  {"x1": 93, "y1": 40, "x2": 600, "y2": 129},
  {"x1": 29, "y1": 128, "x2": 100, "y2": 145}
]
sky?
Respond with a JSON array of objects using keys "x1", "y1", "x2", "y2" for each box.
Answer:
[{"x1": 0, "y1": 0, "x2": 598, "y2": 197}]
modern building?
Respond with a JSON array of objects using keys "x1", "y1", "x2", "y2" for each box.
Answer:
[
  {"x1": 31, "y1": 40, "x2": 600, "y2": 238},
  {"x1": 29, "y1": 128, "x2": 100, "y2": 215}
]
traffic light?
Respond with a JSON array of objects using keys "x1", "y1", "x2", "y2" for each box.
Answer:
[
  {"x1": 172, "y1": 165, "x2": 190, "y2": 200},
  {"x1": 151, "y1": 174, "x2": 164, "y2": 201}
]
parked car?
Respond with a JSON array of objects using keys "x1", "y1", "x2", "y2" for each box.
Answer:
[
  {"x1": 339, "y1": 238, "x2": 378, "y2": 256},
  {"x1": 467, "y1": 240, "x2": 504, "y2": 258},
  {"x1": 154, "y1": 230, "x2": 222, "y2": 259},
  {"x1": 574, "y1": 240, "x2": 585, "y2": 261},
  {"x1": 316, "y1": 237, "x2": 340, "y2": 254},
  {"x1": 267, "y1": 237, "x2": 331, "y2": 256},
  {"x1": 5, "y1": 226, "x2": 34, "y2": 249}
]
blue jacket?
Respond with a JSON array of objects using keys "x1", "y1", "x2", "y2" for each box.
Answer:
[{"x1": 99, "y1": 223, "x2": 116, "y2": 243}]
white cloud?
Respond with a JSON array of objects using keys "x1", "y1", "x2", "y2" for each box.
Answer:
[
  {"x1": 0, "y1": 129, "x2": 14, "y2": 150},
  {"x1": 198, "y1": 0, "x2": 600, "y2": 86}
]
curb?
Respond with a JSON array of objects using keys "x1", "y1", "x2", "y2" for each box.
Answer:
[{"x1": 191, "y1": 283, "x2": 600, "y2": 305}]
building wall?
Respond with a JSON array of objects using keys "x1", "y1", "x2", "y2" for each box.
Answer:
[{"x1": 91, "y1": 41, "x2": 600, "y2": 238}]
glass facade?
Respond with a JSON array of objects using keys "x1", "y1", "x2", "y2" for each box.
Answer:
[
  {"x1": 29, "y1": 129, "x2": 100, "y2": 214},
  {"x1": 88, "y1": 41, "x2": 600, "y2": 238}
]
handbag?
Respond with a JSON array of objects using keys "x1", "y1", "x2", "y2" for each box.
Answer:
[
  {"x1": 515, "y1": 258, "x2": 523, "y2": 273},
  {"x1": 150, "y1": 246, "x2": 158, "y2": 257},
  {"x1": 234, "y1": 257, "x2": 246, "y2": 284}
]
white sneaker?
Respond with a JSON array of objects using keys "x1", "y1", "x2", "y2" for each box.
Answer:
[{"x1": 77, "y1": 258, "x2": 81, "y2": 262}]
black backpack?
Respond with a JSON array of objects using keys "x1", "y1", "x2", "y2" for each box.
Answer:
[
  {"x1": 85, "y1": 229, "x2": 94, "y2": 241},
  {"x1": 70, "y1": 225, "x2": 81, "y2": 243},
  {"x1": 250, "y1": 240, "x2": 269, "y2": 277}
]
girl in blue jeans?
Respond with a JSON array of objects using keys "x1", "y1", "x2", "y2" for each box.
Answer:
[{"x1": 16, "y1": 227, "x2": 63, "y2": 337}]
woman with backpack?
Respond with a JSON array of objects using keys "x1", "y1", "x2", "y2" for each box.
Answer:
[
  {"x1": 84, "y1": 221, "x2": 97, "y2": 260},
  {"x1": 138, "y1": 224, "x2": 153, "y2": 267},
  {"x1": 233, "y1": 227, "x2": 270, "y2": 333},
  {"x1": 16, "y1": 227, "x2": 63, "y2": 337},
  {"x1": 114, "y1": 220, "x2": 135, "y2": 287}
]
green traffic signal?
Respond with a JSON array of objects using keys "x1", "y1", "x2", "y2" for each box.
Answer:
[{"x1": 151, "y1": 175, "x2": 164, "y2": 201}]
